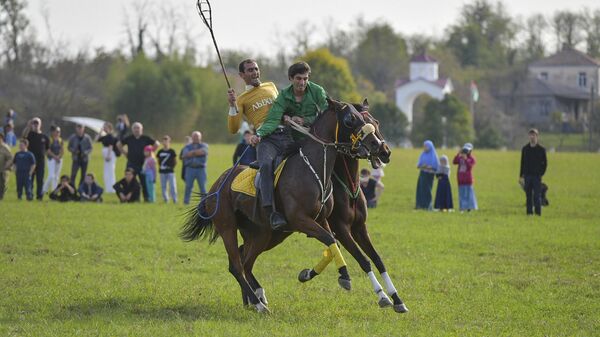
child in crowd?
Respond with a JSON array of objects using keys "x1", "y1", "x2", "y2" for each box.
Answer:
[
  {"x1": 453, "y1": 143, "x2": 478, "y2": 212},
  {"x1": 157, "y1": 135, "x2": 178, "y2": 203},
  {"x1": 12, "y1": 139, "x2": 36, "y2": 200},
  {"x1": 49, "y1": 175, "x2": 78, "y2": 202},
  {"x1": 434, "y1": 155, "x2": 453, "y2": 211},
  {"x1": 232, "y1": 130, "x2": 257, "y2": 166},
  {"x1": 360, "y1": 168, "x2": 384, "y2": 208},
  {"x1": 371, "y1": 166, "x2": 384, "y2": 182},
  {"x1": 79, "y1": 173, "x2": 104, "y2": 202},
  {"x1": 113, "y1": 167, "x2": 141, "y2": 203},
  {"x1": 142, "y1": 145, "x2": 157, "y2": 203}
]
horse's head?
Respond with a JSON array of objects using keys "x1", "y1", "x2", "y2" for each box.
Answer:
[
  {"x1": 327, "y1": 97, "x2": 382, "y2": 159},
  {"x1": 351, "y1": 99, "x2": 392, "y2": 168}
]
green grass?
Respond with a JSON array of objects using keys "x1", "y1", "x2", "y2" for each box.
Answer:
[
  {"x1": 1, "y1": 144, "x2": 599, "y2": 336},
  {"x1": 540, "y1": 132, "x2": 597, "y2": 152}
]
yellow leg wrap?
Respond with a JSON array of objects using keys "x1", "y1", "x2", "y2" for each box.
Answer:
[
  {"x1": 313, "y1": 248, "x2": 333, "y2": 274},
  {"x1": 328, "y1": 243, "x2": 347, "y2": 269}
]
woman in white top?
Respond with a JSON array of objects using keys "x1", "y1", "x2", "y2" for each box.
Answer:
[
  {"x1": 43, "y1": 126, "x2": 64, "y2": 193},
  {"x1": 97, "y1": 122, "x2": 118, "y2": 193}
]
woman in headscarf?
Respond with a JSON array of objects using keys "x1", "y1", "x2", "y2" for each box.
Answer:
[
  {"x1": 434, "y1": 155, "x2": 453, "y2": 211},
  {"x1": 415, "y1": 140, "x2": 439, "y2": 210}
]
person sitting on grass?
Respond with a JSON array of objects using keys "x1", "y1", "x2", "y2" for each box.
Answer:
[
  {"x1": 113, "y1": 167, "x2": 141, "y2": 203},
  {"x1": 49, "y1": 175, "x2": 78, "y2": 202},
  {"x1": 78, "y1": 173, "x2": 104, "y2": 202}
]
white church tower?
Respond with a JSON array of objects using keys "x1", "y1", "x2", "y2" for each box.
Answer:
[{"x1": 395, "y1": 53, "x2": 453, "y2": 124}]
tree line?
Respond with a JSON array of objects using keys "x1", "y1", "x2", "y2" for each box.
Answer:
[{"x1": 1, "y1": 0, "x2": 599, "y2": 147}]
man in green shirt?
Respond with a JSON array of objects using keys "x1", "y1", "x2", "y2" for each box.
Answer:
[{"x1": 250, "y1": 61, "x2": 329, "y2": 230}]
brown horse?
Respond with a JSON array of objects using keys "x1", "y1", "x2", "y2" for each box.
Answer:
[
  {"x1": 297, "y1": 101, "x2": 409, "y2": 313},
  {"x1": 180, "y1": 98, "x2": 384, "y2": 313}
]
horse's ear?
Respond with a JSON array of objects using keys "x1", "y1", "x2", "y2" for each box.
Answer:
[
  {"x1": 362, "y1": 98, "x2": 369, "y2": 109},
  {"x1": 326, "y1": 97, "x2": 339, "y2": 110}
]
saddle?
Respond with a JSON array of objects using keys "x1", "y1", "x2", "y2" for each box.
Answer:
[{"x1": 231, "y1": 159, "x2": 288, "y2": 197}]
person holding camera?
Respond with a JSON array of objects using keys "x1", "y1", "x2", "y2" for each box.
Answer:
[{"x1": 453, "y1": 143, "x2": 478, "y2": 212}]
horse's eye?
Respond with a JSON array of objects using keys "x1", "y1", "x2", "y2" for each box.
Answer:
[{"x1": 343, "y1": 113, "x2": 354, "y2": 128}]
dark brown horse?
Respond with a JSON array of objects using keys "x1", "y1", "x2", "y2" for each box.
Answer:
[
  {"x1": 181, "y1": 99, "x2": 383, "y2": 313},
  {"x1": 297, "y1": 101, "x2": 409, "y2": 313}
]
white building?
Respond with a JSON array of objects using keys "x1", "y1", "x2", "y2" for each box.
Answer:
[{"x1": 395, "y1": 54, "x2": 453, "y2": 124}]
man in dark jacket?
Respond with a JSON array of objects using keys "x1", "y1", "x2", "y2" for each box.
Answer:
[
  {"x1": 232, "y1": 130, "x2": 257, "y2": 166},
  {"x1": 519, "y1": 128, "x2": 547, "y2": 216},
  {"x1": 117, "y1": 122, "x2": 158, "y2": 202},
  {"x1": 68, "y1": 124, "x2": 93, "y2": 187},
  {"x1": 21, "y1": 117, "x2": 49, "y2": 200},
  {"x1": 113, "y1": 168, "x2": 141, "y2": 203}
]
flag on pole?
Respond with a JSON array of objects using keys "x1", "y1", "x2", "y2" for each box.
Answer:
[{"x1": 470, "y1": 80, "x2": 479, "y2": 103}]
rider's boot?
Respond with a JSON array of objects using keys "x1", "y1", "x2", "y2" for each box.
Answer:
[{"x1": 265, "y1": 205, "x2": 287, "y2": 230}]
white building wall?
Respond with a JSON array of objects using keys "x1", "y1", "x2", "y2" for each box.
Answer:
[
  {"x1": 409, "y1": 62, "x2": 438, "y2": 81},
  {"x1": 529, "y1": 65, "x2": 600, "y2": 95},
  {"x1": 395, "y1": 79, "x2": 453, "y2": 124}
]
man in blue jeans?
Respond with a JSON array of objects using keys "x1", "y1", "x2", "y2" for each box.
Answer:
[
  {"x1": 519, "y1": 128, "x2": 547, "y2": 216},
  {"x1": 181, "y1": 131, "x2": 208, "y2": 204}
]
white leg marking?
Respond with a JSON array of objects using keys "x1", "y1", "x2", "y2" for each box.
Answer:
[
  {"x1": 255, "y1": 287, "x2": 268, "y2": 305},
  {"x1": 381, "y1": 272, "x2": 398, "y2": 296},
  {"x1": 367, "y1": 271, "x2": 384, "y2": 294}
]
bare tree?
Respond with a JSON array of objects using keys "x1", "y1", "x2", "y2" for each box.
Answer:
[
  {"x1": 290, "y1": 20, "x2": 315, "y2": 57},
  {"x1": 123, "y1": 0, "x2": 150, "y2": 58},
  {"x1": 0, "y1": 0, "x2": 29, "y2": 66},
  {"x1": 581, "y1": 9, "x2": 600, "y2": 57},
  {"x1": 551, "y1": 10, "x2": 583, "y2": 51},
  {"x1": 522, "y1": 14, "x2": 547, "y2": 60}
]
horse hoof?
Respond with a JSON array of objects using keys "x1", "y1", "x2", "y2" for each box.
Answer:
[
  {"x1": 255, "y1": 302, "x2": 271, "y2": 314},
  {"x1": 298, "y1": 269, "x2": 312, "y2": 283},
  {"x1": 378, "y1": 296, "x2": 393, "y2": 308},
  {"x1": 393, "y1": 303, "x2": 409, "y2": 313},
  {"x1": 338, "y1": 277, "x2": 352, "y2": 291}
]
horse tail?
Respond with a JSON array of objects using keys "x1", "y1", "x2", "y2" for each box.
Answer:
[{"x1": 180, "y1": 197, "x2": 220, "y2": 244}]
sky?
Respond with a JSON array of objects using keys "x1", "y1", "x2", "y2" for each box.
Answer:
[{"x1": 25, "y1": 0, "x2": 599, "y2": 58}]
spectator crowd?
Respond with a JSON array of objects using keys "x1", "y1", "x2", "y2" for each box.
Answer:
[
  {"x1": 0, "y1": 106, "x2": 547, "y2": 217},
  {"x1": 0, "y1": 113, "x2": 209, "y2": 205}
]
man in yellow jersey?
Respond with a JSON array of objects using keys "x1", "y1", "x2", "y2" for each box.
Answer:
[
  {"x1": 226, "y1": 59, "x2": 278, "y2": 134},
  {"x1": 226, "y1": 59, "x2": 288, "y2": 229}
]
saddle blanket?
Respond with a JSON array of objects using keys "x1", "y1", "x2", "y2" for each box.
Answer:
[{"x1": 231, "y1": 159, "x2": 287, "y2": 197}]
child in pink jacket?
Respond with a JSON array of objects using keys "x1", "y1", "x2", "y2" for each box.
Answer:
[{"x1": 453, "y1": 143, "x2": 478, "y2": 211}]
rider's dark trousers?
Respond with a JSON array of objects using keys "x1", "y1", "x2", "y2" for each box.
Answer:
[{"x1": 257, "y1": 128, "x2": 295, "y2": 208}]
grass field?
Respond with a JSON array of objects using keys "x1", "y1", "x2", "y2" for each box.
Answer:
[{"x1": 1, "y1": 143, "x2": 599, "y2": 336}]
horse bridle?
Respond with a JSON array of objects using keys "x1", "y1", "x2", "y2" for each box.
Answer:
[{"x1": 287, "y1": 103, "x2": 378, "y2": 156}]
